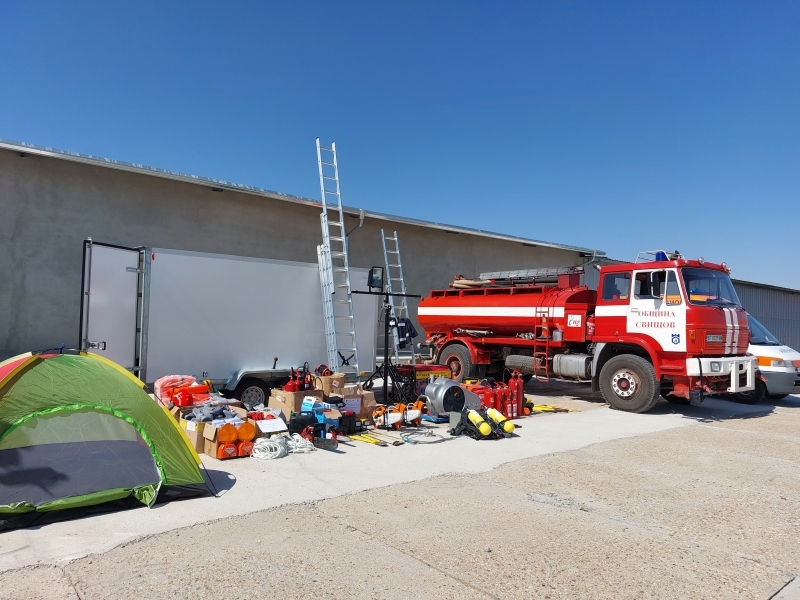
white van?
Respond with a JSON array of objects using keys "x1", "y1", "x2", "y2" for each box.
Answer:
[{"x1": 734, "y1": 315, "x2": 800, "y2": 403}]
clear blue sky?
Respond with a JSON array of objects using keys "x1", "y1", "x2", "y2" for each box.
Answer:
[{"x1": 2, "y1": 2, "x2": 798, "y2": 288}]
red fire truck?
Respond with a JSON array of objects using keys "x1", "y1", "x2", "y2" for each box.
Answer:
[{"x1": 417, "y1": 251, "x2": 757, "y2": 413}]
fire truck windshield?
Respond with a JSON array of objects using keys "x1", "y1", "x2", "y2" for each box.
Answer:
[{"x1": 680, "y1": 268, "x2": 741, "y2": 307}]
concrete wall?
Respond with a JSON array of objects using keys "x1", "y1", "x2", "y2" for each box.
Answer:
[{"x1": 0, "y1": 148, "x2": 582, "y2": 360}]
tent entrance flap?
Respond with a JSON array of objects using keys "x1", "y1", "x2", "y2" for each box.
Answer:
[{"x1": 0, "y1": 408, "x2": 161, "y2": 510}]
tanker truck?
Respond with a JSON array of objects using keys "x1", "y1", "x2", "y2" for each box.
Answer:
[{"x1": 417, "y1": 251, "x2": 757, "y2": 413}]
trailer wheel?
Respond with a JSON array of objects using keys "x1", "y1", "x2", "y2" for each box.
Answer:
[
  {"x1": 732, "y1": 379, "x2": 765, "y2": 404},
  {"x1": 234, "y1": 378, "x2": 270, "y2": 409},
  {"x1": 438, "y1": 344, "x2": 473, "y2": 383},
  {"x1": 599, "y1": 355, "x2": 660, "y2": 413}
]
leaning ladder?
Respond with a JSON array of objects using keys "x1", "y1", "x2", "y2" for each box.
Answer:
[
  {"x1": 381, "y1": 230, "x2": 414, "y2": 364},
  {"x1": 316, "y1": 139, "x2": 359, "y2": 379}
]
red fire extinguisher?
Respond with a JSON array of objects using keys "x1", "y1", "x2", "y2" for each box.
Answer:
[
  {"x1": 509, "y1": 371, "x2": 524, "y2": 418},
  {"x1": 283, "y1": 367, "x2": 300, "y2": 392}
]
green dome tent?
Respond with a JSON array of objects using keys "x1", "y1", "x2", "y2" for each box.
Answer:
[{"x1": 0, "y1": 350, "x2": 206, "y2": 528}]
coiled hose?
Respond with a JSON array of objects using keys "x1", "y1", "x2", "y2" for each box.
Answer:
[{"x1": 251, "y1": 434, "x2": 316, "y2": 460}]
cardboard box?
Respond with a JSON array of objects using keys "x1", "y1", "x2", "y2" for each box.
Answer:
[
  {"x1": 269, "y1": 389, "x2": 324, "y2": 419},
  {"x1": 180, "y1": 418, "x2": 205, "y2": 432},
  {"x1": 341, "y1": 396, "x2": 362, "y2": 415},
  {"x1": 183, "y1": 427, "x2": 205, "y2": 454},
  {"x1": 267, "y1": 396, "x2": 293, "y2": 421},
  {"x1": 358, "y1": 390, "x2": 377, "y2": 418},
  {"x1": 315, "y1": 373, "x2": 346, "y2": 396},
  {"x1": 341, "y1": 383, "x2": 362, "y2": 397},
  {"x1": 255, "y1": 418, "x2": 288, "y2": 435}
]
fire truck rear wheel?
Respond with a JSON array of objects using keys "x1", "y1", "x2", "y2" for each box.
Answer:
[
  {"x1": 599, "y1": 355, "x2": 660, "y2": 413},
  {"x1": 438, "y1": 344, "x2": 473, "y2": 383}
]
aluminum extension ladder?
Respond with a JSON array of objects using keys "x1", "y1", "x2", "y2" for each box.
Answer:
[
  {"x1": 381, "y1": 230, "x2": 414, "y2": 364},
  {"x1": 316, "y1": 138, "x2": 359, "y2": 379}
]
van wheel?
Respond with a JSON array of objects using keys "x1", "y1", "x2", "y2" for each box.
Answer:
[
  {"x1": 438, "y1": 344, "x2": 473, "y2": 383},
  {"x1": 733, "y1": 380, "x2": 765, "y2": 404},
  {"x1": 599, "y1": 355, "x2": 660, "y2": 413},
  {"x1": 234, "y1": 378, "x2": 269, "y2": 409}
]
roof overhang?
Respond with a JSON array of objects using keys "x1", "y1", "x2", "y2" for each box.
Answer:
[{"x1": 0, "y1": 137, "x2": 605, "y2": 256}]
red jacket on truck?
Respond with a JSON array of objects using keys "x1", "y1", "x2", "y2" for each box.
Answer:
[{"x1": 417, "y1": 251, "x2": 757, "y2": 413}]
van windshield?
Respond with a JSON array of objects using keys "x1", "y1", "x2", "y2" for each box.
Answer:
[
  {"x1": 680, "y1": 268, "x2": 741, "y2": 307},
  {"x1": 748, "y1": 315, "x2": 781, "y2": 346}
]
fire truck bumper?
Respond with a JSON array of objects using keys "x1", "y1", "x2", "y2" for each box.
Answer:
[{"x1": 685, "y1": 356, "x2": 757, "y2": 393}]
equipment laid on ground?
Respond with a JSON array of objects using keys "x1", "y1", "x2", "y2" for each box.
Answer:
[
  {"x1": 418, "y1": 251, "x2": 758, "y2": 413},
  {"x1": 423, "y1": 376, "x2": 481, "y2": 417},
  {"x1": 449, "y1": 407, "x2": 513, "y2": 440},
  {"x1": 0, "y1": 350, "x2": 207, "y2": 531},
  {"x1": 78, "y1": 240, "x2": 379, "y2": 400}
]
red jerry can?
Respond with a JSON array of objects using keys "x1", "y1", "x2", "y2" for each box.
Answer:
[{"x1": 462, "y1": 384, "x2": 496, "y2": 410}]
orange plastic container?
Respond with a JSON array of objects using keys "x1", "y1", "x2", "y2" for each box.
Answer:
[
  {"x1": 237, "y1": 440, "x2": 254, "y2": 457},
  {"x1": 217, "y1": 441, "x2": 238, "y2": 460}
]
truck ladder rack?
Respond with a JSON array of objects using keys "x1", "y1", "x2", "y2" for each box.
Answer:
[{"x1": 479, "y1": 266, "x2": 584, "y2": 280}]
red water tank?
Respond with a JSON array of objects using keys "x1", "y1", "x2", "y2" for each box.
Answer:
[{"x1": 418, "y1": 286, "x2": 594, "y2": 338}]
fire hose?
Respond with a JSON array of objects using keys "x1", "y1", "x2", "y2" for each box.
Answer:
[{"x1": 251, "y1": 434, "x2": 316, "y2": 459}]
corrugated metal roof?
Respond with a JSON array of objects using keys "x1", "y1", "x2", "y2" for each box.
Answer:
[{"x1": 0, "y1": 137, "x2": 605, "y2": 256}]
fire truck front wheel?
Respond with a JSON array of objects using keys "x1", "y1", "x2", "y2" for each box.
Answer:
[
  {"x1": 599, "y1": 355, "x2": 660, "y2": 413},
  {"x1": 438, "y1": 344, "x2": 474, "y2": 383}
]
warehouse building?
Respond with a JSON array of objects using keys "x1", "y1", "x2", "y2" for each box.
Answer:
[
  {"x1": 0, "y1": 139, "x2": 598, "y2": 360},
  {"x1": 2, "y1": 139, "x2": 798, "y2": 360}
]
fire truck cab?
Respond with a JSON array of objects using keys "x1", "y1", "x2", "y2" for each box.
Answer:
[{"x1": 591, "y1": 251, "x2": 756, "y2": 412}]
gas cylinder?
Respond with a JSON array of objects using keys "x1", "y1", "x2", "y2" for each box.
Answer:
[
  {"x1": 509, "y1": 371, "x2": 525, "y2": 418},
  {"x1": 467, "y1": 410, "x2": 492, "y2": 437},
  {"x1": 486, "y1": 407, "x2": 515, "y2": 434},
  {"x1": 503, "y1": 398, "x2": 513, "y2": 419}
]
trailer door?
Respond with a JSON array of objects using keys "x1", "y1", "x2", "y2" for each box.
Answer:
[{"x1": 79, "y1": 240, "x2": 145, "y2": 376}]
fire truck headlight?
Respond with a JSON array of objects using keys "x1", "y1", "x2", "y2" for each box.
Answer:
[{"x1": 710, "y1": 361, "x2": 722, "y2": 373}]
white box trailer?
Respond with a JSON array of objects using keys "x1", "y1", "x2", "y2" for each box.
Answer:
[{"x1": 79, "y1": 240, "x2": 378, "y2": 404}]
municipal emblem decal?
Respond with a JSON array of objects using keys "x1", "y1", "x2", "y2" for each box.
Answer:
[{"x1": 671, "y1": 333, "x2": 680, "y2": 345}]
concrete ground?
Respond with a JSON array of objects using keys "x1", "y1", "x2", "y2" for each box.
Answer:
[{"x1": 1, "y1": 383, "x2": 799, "y2": 599}]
